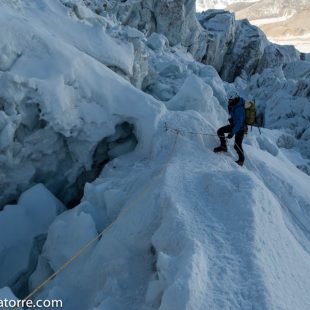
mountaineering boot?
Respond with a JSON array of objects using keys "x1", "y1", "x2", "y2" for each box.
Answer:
[
  {"x1": 213, "y1": 145, "x2": 227, "y2": 153},
  {"x1": 235, "y1": 159, "x2": 244, "y2": 166}
]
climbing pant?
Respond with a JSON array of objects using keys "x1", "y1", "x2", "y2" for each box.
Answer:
[{"x1": 217, "y1": 125, "x2": 245, "y2": 162}]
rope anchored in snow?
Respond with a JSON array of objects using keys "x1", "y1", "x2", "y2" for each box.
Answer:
[
  {"x1": 166, "y1": 122, "x2": 310, "y2": 238},
  {"x1": 165, "y1": 123, "x2": 310, "y2": 239},
  {"x1": 164, "y1": 122, "x2": 234, "y2": 151},
  {"x1": 12, "y1": 122, "x2": 309, "y2": 309},
  {"x1": 164, "y1": 122, "x2": 219, "y2": 137},
  {"x1": 12, "y1": 130, "x2": 180, "y2": 310}
]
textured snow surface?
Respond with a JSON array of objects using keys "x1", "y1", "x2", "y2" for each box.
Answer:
[
  {"x1": 0, "y1": 0, "x2": 162, "y2": 206},
  {"x1": 0, "y1": 1, "x2": 310, "y2": 310},
  {"x1": 26, "y1": 116, "x2": 310, "y2": 310}
]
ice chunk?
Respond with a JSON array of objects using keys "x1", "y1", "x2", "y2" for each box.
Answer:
[
  {"x1": 147, "y1": 33, "x2": 168, "y2": 53},
  {"x1": 41, "y1": 208, "x2": 97, "y2": 271},
  {"x1": 0, "y1": 184, "x2": 64, "y2": 290}
]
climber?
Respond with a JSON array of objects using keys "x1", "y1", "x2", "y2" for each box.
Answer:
[{"x1": 213, "y1": 89, "x2": 246, "y2": 166}]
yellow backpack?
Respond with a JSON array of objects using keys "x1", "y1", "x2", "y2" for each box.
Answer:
[{"x1": 245, "y1": 100, "x2": 256, "y2": 126}]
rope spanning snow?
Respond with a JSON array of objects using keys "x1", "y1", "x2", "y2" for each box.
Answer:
[
  {"x1": 164, "y1": 123, "x2": 218, "y2": 137},
  {"x1": 1, "y1": 1, "x2": 310, "y2": 308},
  {"x1": 12, "y1": 131, "x2": 180, "y2": 310},
  {"x1": 167, "y1": 124, "x2": 310, "y2": 238}
]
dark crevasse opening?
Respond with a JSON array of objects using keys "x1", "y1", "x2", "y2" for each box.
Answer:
[
  {"x1": 65, "y1": 121, "x2": 138, "y2": 208},
  {"x1": 5, "y1": 122, "x2": 138, "y2": 299},
  {"x1": 11, "y1": 234, "x2": 46, "y2": 298}
]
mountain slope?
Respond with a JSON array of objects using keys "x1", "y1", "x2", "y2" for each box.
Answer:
[
  {"x1": 234, "y1": 0, "x2": 308, "y2": 20},
  {"x1": 260, "y1": 6, "x2": 310, "y2": 37},
  {"x1": 196, "y1": 0, "x2": 256, "y2": 10}
]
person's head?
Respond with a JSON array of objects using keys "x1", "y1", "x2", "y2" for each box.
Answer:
[{"x1": 227, "y1": 89, "x2": 239, "y2": 105}]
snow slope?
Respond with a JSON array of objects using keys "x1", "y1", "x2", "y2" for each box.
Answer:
[
  {"x1": 26, "y1": 112, "x2": 310, "y2": 310},
  {"x1": 0, "y1": 1, "x2": 310, "y2": 310}
]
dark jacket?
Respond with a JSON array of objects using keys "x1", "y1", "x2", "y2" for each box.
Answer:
[{"x1": 229, "y1": 97, "x2": 245, "y2": 136}]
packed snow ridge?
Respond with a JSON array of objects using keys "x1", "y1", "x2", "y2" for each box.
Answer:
[{"x1": 0, "y1": 0, "x2": 310, "y2": 309}]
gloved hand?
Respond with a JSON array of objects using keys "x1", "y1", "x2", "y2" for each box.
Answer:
[{"x1": 227, "y1": 133, "x2": 233, "y2": 139}]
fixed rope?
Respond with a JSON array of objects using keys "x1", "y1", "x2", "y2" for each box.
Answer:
[
  {"x1": 12, "y1": 129, "x2": 180, "y2": 310},
  {"x1": 166, "y1": 124, "x2": 310, "y2": 236},
  {"x1": 164, "y1": 123, "x2": 219, "y2": 137},
  {"x1": 14, "y1": 123, "x2": 308, "y2": 309}
]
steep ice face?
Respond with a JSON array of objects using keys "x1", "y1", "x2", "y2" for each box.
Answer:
[
  {"x1": 0, "y1": 0, "x2": 163, "y2": 207},
  {"x1": 82, "y1": 0, "x2": 208, "y2": 61},
  {"x1": 220, "y1": 19, "x2": 268, "y2": 81},
  {"x1": 242, "y1": 60, "x2": 310, "y2": 174},
  {"x1": 198, "y1": 9, "x2": 304, "y2": 82},
  {"x1": 80, "y1": 1, "x2": 303, "y2": 84},
  {"x1": 198, "y1": 10, "x2": 236, "y2": 72},
  {"x1": 199, "y1": 10, "x2": 274, "y2": 81}
]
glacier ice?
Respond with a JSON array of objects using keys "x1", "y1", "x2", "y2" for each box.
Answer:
[{"x1": 0, "y1": 0, "x2": 310, "y2": 309}]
